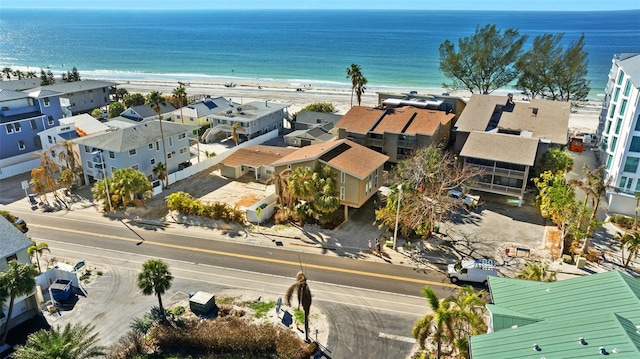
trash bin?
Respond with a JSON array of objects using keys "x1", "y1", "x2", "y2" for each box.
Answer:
[
  {"x1": 575, "y1": 257, "x2": 587, "y2": 269},
  {"x1": 28, "y1": 194, "x2": 37, "y2": 204}
]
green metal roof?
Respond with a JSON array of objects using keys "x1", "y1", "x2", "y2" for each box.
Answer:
[{"x1": 471, "y1": 271, "x2": 640, "y2": 358}]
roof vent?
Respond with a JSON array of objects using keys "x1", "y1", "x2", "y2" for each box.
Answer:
[
  {"x1": 579, "y1": 337, "x2": 587, "y2": 345},
  {"x1": 599, "y1": 347, "x2": 607, "y2": 355},
  {"x1": 533, "y1": 344, "x2": 541, "y2": 352},
  {"x1": 612, "y1": 348, "x2": 619, "y2": 354}
]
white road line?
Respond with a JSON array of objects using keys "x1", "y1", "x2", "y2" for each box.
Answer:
[{"x1": 379, "y1": 332, "x2": 417, "y2": 343}]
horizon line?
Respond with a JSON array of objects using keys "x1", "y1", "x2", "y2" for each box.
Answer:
[{"x1": 4, "y1": 7, "x2": 640, "y2": 12}]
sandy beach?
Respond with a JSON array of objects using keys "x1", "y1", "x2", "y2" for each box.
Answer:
[{"x1": 95, "y1": 76, "x2": 601, "y2": 134}]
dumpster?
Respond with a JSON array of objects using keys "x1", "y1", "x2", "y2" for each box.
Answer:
[
  {"x1": 50, "y1": 279, "x2": 73, "y2": 302},
  {"x1": 189, "y1": 291, "x2": 216, "y2": 315}
]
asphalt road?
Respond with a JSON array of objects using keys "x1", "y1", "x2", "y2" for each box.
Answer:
[{"x1": 8, "y1": 207, "x2": 458, "y2": 357}]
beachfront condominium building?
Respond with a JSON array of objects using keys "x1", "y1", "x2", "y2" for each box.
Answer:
[
  {"x1": 72, "y1": 121, "x2": 196, "y2": 186},
  {"x1": 454, "y1": 94, "x2": 570, "y2": 204},
  {"x1": 205, "y1": 100, "x2": 289, "y2": 142},
  {"x1": 0, "y1": 88, "x2": 68, "y2": 179},
  {"x1": 28, "y1": 79, "x2": 116, "y2": 115},
  {"x1": 334, "y1": 104, "x2": 456, "y2": 163},
  {"x1": 168, "y1": 96, "x2": 236, "y2": 126},
  {"x1": 596, "y1": 53, "x2": 640, "y2": 216}
]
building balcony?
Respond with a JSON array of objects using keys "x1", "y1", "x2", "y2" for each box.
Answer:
[
  {"x1": 471, "y1": 181, "x2": 524, "y2": 197},
  {"x1": 467, "y1": 163, "x2": 526, "y2": 178},
  {"x1": 366, "y1": 138, "x2": 383, "y2": 147},
  {"x1": 397, "y1": 139, "x2": 416, "y2": 149}
]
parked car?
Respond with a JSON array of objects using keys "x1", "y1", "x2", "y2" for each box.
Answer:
[
  {"x1": 448, "y1": 189, "x2": 479, "y2": 208},
  {"x1": 448, "y1": 259, "x2": 497, "y2": 286},
  {"x1": 14, "y1": 217, "x2": 28, "y2": 233}
]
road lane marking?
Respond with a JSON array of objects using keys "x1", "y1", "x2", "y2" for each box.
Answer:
[
  {"x1": 32, "y1": 224, "x2": 458, "y2": 288},
  {"x1": 379, "y1": 332, "x2": 417, "y2": 343}
]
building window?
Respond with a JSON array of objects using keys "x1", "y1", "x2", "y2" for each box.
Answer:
[
  {"x1": 131, "y1": 164, "x2": 139, "y2": 170},
  {"x1": 374, "y1": 169, "x2": 379, "y2": 187},
  {"x1": 341, "y1": 171, "x2": 346, "y2": 183},
  {"x1": 636, "y1": 180, "x2": 640, "y2": 192},
  {"x1": 168, "y1": 138, "x2": 173, "y2": 147},
  {"x1": 624, "y1": 157, "x2": 640, "y2": 173},
  {"x1": 610, "y1": 137, "x2": 618, "y2": 152},
  {"x1": 30, "y1": 119, "x2": 37, "y2": 129},
  {"x1": 630, "y1": 137, "x2": 640, "y2": 152},
  {"x1": 620, "y1": 177, "x2": 627, "y2": 189},
  {"x1": 635, "y1": 115, "x2": 640, "y2": 131},
  {"x1": 17, "y1": 140, "x2": 25, "y2": 150},
  {"x1": 150, "y1": 158, "x2": 156, "y2": 165},
  {"x1": 48, "y1": 135, "x2": 53, "y2": 144},
  {"x1": 179, "y1": 147, "x2": 187, "y2": 154},
  {"x1": 87, "y1": 160, "x2": 93, "y2": 168},
  {"x1": 624, "y1": 79, "x2": 632, "y2": 97},
  {"x1": 340, "y1": 186, "x2": 345, "y2": 200},
  {"x1": 5, "y1": 124, "x2": 14, "y2": 134},
  {"x1": 178, "y1": 133, "x2": 186, "y2": 139},
  {"x1": 615, "y1": 119, "x2": 622, "y2": 135},
  {"x1": 606, "y1": 155, "x2": 613, "y2": 169},
  {"x1": 156, "y1": 141, "x2": 160, "y2": 151},
  {"x1": 129, "y1": 149, "x2": 136, "y2": 156},
  {"x1": 111, "y1": 166, "x2": 117, "y2": 173},
  {"x1": 6, "y1": 254, "x2": 17, "y2": 262},
  {"x1": 48, "y1": 116, "x2": 54, "y2": 125},
  {"x1": 34, "y1": 136, "x2": 41, "y2": 149},
  {"x1": 614, "y1": 87, "x2": 620, "y2": 102},
  {"x1": 609, "y1": 105, "x2": 617, "y2": 119},
  {"x1": 148, "y1": 143, "x2": 153, "y2": 149},
  {"x1": 617, "y1": 70, "x2": 625, "y2": 85},
  {"x1": 109, "y1": 151, "x2": 115, "y2": 159},
  {"x1": 167, "y1": 153, "x2": 173, "y2": 159},
  {"x1": 44, "y1": 97, "x2": 50, "y2": 106},
  {"x1": 620, "y1": 99, "x2": 628, "y2": 116},
  {"x1": 84, "y1": 145, "x2": 91, "y2": 153}
]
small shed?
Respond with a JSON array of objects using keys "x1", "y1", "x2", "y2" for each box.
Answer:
[{"x1": 189, "y1": 291, "x2": 216, "y2": 315}]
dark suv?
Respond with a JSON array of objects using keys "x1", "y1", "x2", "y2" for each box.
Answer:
[{"x1": 14, "y1": 218, "x2": 28, "y2": 233}]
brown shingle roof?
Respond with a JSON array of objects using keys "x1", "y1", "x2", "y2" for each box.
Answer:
[
  {"x1": 220, "y1": 145, "x2": 298, "y2": 167},
  {"x1": 460, "y1": 131, "x2": 539, "y2": 166},
  {"x1": 455, "y1": 94, "x2": 569, "y2": 145},
  {"x1": 272, "y1": 139, "x2": 388, "y2": 179},
  {"x1": 337, "y1": 106, "x2": 454, "y2": 136},
  {"x1": 334, "y1": 106, "x2": 382, "y2": 134}
]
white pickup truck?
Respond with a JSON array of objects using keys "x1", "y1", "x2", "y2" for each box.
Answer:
[{"x1": 447, "y1": 259, "x2": 497, "y2": 286}]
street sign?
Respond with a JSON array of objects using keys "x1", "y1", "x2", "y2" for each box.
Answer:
[{"x1": 21, "y1": 180, "x2": 29, "y2": 190}]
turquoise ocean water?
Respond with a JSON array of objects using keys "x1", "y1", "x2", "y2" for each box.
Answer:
[{"x1": 0, "y1": 9, "x2": 639, "y2": 99}]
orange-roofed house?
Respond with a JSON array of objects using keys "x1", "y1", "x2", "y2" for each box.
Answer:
[
  {"x1": 219, "y1": 145, "x2": 298, "y2": 181},
  {"x1": 334, "y1": 105, "x2": 455, "y2": 163},
  {"x1": 272, "y1": 139, "x2": 389, "y2": 218}
]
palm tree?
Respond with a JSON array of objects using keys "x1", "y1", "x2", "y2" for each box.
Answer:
[
  {"x1": 55, "y1": 140, "x2": 81, "y2": 188},
  {"x1": 12, "y1": 323, "x2": 105, "y2": 359},
  {"x1": 516, "y1": 261, "x2": 558, "y2": 282},
  {"x1": 147, "y1": 91, "x2": 169, "y2": 189},
  {"x1": 136, "y1": 259, "x2": 173, "y2": 318},
  {"x1": 267, "y1": 169, "x2": 293, "y2": 215},
  {"x1": 633, "y1": 192, "x2": 640, "y2": 230},
  {"x1": 569, "y1": 165, "x2": 608, "y2": 253},
  {"x1": 346, "y1": 63, "x2": 363, "y2": 107},
  {"x1": 450, "y1": 286, "x2": 487, "y2": 359},
  {"x1": 2, "y1": 67, "x2": 12, "y2": 80},
  {"x1": 620, "y1": 231, "x2": 640, "y2": 268},
  {"x1": 231, "y1": 122, "x2": 240, "y2": 146},
  {"x1": 152, "y1": 161, "x2": 167, "y2": 187},
  {"x1": 285, "y1": 271, "x2": 313, "y2": 342},
  {"x1": 0, "y1": 261, "x2": 38, "y2": 345},
  {"x1": 172, "y1": 85, "x2": 187, "y2": 123},
  {"x1": 25, "y1": 71, "x2": 37, "y2": 79},
  {"x1": 288, "y1": 166, "x2": 316, "y2": 202},
  {"x1": 354, "y1": 74, "x2": 368, "y2": 106},
  {"x1": 12, "y1": 69, "x2": 24, "y2": 80},
  {"x1": 28, "y1": 240, "x2": 51, "y2": 274},
  {"x1": 91, "y1": 168, "x2": 152, "y2": 211},
  {"x1": 412, "y1": 286, "x2": 457, "y2": 359},
  {"x1": 311, "y1": 165, "x2": 340, "y2": 215},
  {"x1": 115, "y1": 88, "x2": 129, "y2": 102}
]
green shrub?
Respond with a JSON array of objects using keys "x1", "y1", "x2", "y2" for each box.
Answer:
[{"x1": 246, "y1": 300, "x2": 276, "y2": 319}]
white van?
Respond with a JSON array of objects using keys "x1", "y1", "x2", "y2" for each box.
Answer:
[{"x1": 447, "y1": 259, "x2": 497, "y2": 286}]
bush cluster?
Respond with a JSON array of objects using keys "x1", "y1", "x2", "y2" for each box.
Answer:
[
  {"x1": 166, "y1": 191, "x2": 246, "y2": 224},
  {"x1": 150, "y1": 316, "x2": 317, "y2": 359},
  {"x1": 609, "y1": 214, "x2": 634, "y2": 230}
]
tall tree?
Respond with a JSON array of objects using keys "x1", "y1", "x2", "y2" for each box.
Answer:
[
  {"x1": 2, "y1": 67, "x2": 12, "y2": 79},
  {"x1": 517, "y1": 33, "x2": 590, "y2": 102},
  {"x1": 123, "y1": 93, "x2": 145, "y2": 108},
  {"x1": 540, "y1": 148, "x2": 574, "y2": 174},
  {"x1": 516, "y1": 261, "x2": 558, "y2": 282},
  {"x1": 114, "y1": 88, "x2": 129, "y2": 102},
  {"x1": 354, "y1": 74, "x2": 368, "y2": 106},
  {"x1": 152, "y1": 161, "x2": 167, "y2": 188},
  {"x1": 267, "y1": 168, "x2": 293, "y2": 215},
  {"x1": 0, "y1": 261, "x2": 38, "y2": 345},
  {"x1": 439, "y1": 24, "x2": 527, "y2": 94},
  {"x1": 12, "y1": 69, "x2": 24, "y2": 80},
  {"x1": 376, "y1": 145, "x2": 483, "y2": 238},
  {"x1": 620, "y1": 232, "x2": 640, "y2": 268},
  {"x1": 12, "y1": 323, "x2": 105, "y2": 359},
  {"x1": 108, "y1": 101, "x2": 125, "y2": 118},
  {"x1": 25, "y1": 71, "x2": 36, "y2": 79},
  {"x1": 136, "y1": 259, "x2": 173, "y2": 318},
  {"x1": 346, "y1": 63, "x2": 364, "y2": 107},
  {"x1": 450, "y1": 286, "x2": 487, "y2": 358},
  {"x1": 46, "y1": 69, "x2": 55, "y2": 85},
  {"x1": 231, "y1": 122, "x2": 240, "y2": 146},
  {"x1": 171, "y1": 85, "x2": 187, "y2": 119},
  {"x1": 147, "y1": 91, "x2": 169, "y2": 189},
  {"x1": 412, "y1": 287, "x2": 457, "y2": 359},
  {"x1": 27, "y1": 240, "x2": 51, "y2": 274},
  {"x1": 285, "y1": 271, "x2": 313, "y2": 342},
  {"x1": 569, "y1": 165, "x2": 607, "y2": 253},
  {"x1": 30, "y1": 150, "x2": 61, "y2": 205}
]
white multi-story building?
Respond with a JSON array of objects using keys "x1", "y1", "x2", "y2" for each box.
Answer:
[{"x1": 597, "y1": 53, "x2": 640, "y2": 215}]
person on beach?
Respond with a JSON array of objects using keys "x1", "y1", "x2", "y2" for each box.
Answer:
[{"x1": 375, "y1": 238, "x2": 381, "y2": 256}]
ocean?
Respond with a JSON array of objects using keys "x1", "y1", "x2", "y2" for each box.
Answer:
[{"x1": 0, "y1": 9, "x2": 639, "y2": 99}]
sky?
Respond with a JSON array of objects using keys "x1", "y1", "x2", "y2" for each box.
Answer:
[{"x1": 1, "y1": 0, "x2": 639, "y2": 11}]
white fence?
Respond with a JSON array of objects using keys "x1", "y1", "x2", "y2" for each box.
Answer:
[
  {"x1": 0, "y1": 158, "x2": 40, "y2": 179},
  {"x1": 246, "y1": 192, "x2": 278, "y2": 223},
  {"x1": 165, "y1": 129, "x2": 280, "y2": 187}
]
